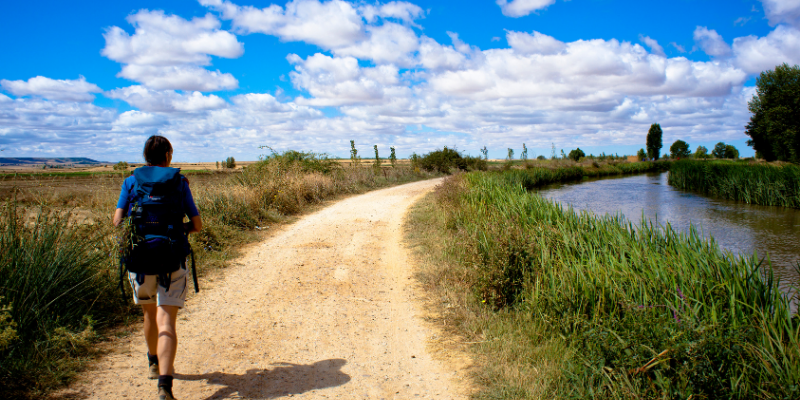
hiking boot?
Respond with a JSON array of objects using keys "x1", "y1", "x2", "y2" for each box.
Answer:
[
  {"x1": 148, "y1": 362, "x2": 159, "y2": 379},
  {"x1": 157, "y1": 386, "x2": 176, "y2": 400}
]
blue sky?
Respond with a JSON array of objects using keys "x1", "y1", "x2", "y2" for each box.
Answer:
[{"x1": 1, "y1": 0, "x2": 799, "y2": 161}]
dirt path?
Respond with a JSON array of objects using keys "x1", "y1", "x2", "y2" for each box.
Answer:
[{"x1": 61, "y1": 178, "x2": 470, "y2": 399}]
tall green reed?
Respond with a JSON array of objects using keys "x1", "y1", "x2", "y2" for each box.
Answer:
[
  {"x1": 435, "y1": 171, "x2": 799, "y2": 398},
  {"x1": 669, "y1": 160, "x2": 800, "y2": 208},
  {"x1": 0, "y1": 203, "x2": 125, "y2": 396}
]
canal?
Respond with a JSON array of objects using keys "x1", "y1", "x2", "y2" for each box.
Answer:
[{"x1": 536, "y1": 171, "x2": 800, "y2": 289}]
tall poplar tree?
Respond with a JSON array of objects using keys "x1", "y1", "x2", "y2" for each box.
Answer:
[{"x1": 646, "y1": 123, "x2": 663, "y2": 160}]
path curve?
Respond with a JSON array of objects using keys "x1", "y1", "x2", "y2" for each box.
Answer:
[{"x1": 62, "y1": 178, "x2": 469, "y2": 399}]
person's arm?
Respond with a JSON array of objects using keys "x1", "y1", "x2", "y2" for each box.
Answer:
[
  {"x1": 184, "y1": 215, "x2": 202, "y2": 234},
  {"x1": 113, "y1": 208, "x2": 125, "y2": 226}
]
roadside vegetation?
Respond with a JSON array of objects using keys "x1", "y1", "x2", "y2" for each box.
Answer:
[
  {"x1": 669, "y1": 159, "x2": 800, "y2": 208},
  {"x1": 408, "y1": 168, "x2": 799, "y2": 399},
  {"x1": 0, "y1": 149, "x2": 433, "y2": 398}
]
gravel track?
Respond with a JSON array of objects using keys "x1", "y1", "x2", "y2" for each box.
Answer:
[{"x1": 58, "y1": 178, "x2": 469, "y2": 400}]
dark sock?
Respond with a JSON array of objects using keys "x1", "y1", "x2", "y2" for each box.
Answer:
[
  {"x1": 158, "y1": 375, "x2": 173, "y2": 389},
  {"x1": 147, "y1": 352, "x2": 159, "y2": 366}
]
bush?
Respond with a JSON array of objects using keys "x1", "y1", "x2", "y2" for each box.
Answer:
[
  {"x1": 223, "y1": 157, "x2": 236, "y2": 169},
  {"x1": 567, "y1": 148, "x2": 585, "y2": 161},
  {"x1": 410, "y1": 147, "x2": 487, "y2": 173},
  {"x1": 112, "y1": 161, "x2": 129, "y2": 171},
  {"x1": 670, "y1": 140, "x2": 691, "y2": 159}
]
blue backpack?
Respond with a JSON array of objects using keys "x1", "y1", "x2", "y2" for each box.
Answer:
[{"x1": 119, "y1": 167, "x2": 197, "y2": 294}]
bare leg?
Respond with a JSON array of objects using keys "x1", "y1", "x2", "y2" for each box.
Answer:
[
  {"x1": 156, "y1": 305, "x2": 179, "y2": 376},
  {"x1": 142, "y1": 303, "x2": 158, "y2": 357}
]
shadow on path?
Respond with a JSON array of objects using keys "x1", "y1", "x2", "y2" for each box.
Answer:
[{"x1": 175, "y1": 358, "x2": 351, "y2": 399}]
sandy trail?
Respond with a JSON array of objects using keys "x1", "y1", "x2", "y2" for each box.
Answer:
[{"x1": 62, "y1": 178, "x2": 468, "y2": 399}]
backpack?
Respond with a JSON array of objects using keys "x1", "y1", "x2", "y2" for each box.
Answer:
[{"x1": 118, "y1": 167, "x2": 199, "y2": 298}]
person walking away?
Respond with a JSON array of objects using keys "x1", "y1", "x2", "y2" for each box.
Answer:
[{"x1": 113, "y1": 135, "x2": 202, "y2": 400}]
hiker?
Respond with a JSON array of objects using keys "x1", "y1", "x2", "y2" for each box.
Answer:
[{"x1": 113, "y1": 135, "x2": 202, "y2": 400}]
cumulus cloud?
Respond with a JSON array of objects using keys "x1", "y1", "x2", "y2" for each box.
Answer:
[
  {"x1": 106, "y1": 86, "x2": 228, "y2": 112},
  {"x1": 760, "y1": 0, "x2": 800, "y2": 28},
  {"x1": 693, "y1": 26, "x2": 732, "y2": 57},
  {"x1": 0, "y1": 76, "x2": 102, "y2": 102},
  {"x1": 333, "y1": 22, "x2": 419, "y2": 66},
  {"x1": 639, "y1": 35, "x2": 666, "y2": 57},
  {"x1": 733, "y1": 25, "x2": 800, "y2": 74},
  {"x1": 507, "y1": 30, "x2": 565, "y2": 55},
  {"x1": 361, "y1": 1, "x2": 425, "y2": 25},
  {"x1": 102, "y1": 10, "x2": 243, "y2": 91},
  {"x1": 496, "y1": 0, "x2": 557, "y2": 17},
  {"x1": 200, "y1": 0, "x2": 365, "y2": 48}
]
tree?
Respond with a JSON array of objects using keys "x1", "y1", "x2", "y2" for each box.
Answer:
[
  {"x1": 637, "y1": 148, "x2": 647, "y2": 161},
  {"x1": 224, "y1": 156, "x2": 236, "y2": 169},
  {"x1": 373, "y1": 145, "x2": 381, "y2": 168},
  {"x1": 507, "y1": 148, "x2": 514, "y2": 160},
  {"x1": 724, "y1": 144, "x2": 739, "y2": 159},
  {"x1": 389, "y1": 146, "x2": 397, "y2": 167},
  {"x1": 712, "y1": 142, "x2": 727, "y2": 159},
  {"x1": 568, "y1": 148, "x2": 585, "y2": 161},
  {"x1": 350, "y1": 140, "x2": 360, "y2": 166},
  {"x1": 646, "y1": 123, "x2": 663, "y2": 160},
  {"x1": 745, "y1": 63, "x2": 800, "y2": 162},
  {"x1": 113, "y1": 161, "x2": 129, "y2": 171},
  {"x1": 670, "y1": 140, "x2": 691, "y2": 159},
  {"x1": 694, "y1": 145, "x2": 709, "y2": 159},
  {"x1": 480, "y1": 146, "x2": 488, "y2": 160}
]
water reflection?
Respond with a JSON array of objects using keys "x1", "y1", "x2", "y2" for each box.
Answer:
[{"x1": 536, "y1": 172, "x2": 800, "y2": 287}]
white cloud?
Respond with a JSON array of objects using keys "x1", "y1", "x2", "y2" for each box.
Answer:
[
  {"x1": 333, "y1": 22, "x2": 419, "y2": 66},
  {"x1": 106, "y1": 86, "x2": 228, "y2": 112},
  {"x1": 288, "y1": 53, "x2": 406, "y2": 106},
  {"x1": 118, "y1": 65, "x2": 238, "y2": 91},
  {"x1": 360, "y1": 1, "x2": 425, "y2": 25},
  {"x1": 496, "y1": 0, "x2": 557, "y2": 18},
  {"x1": 639, "y1": 35, "x2": 666, "y2": 57},
  {"x1": 733, "y1": 25, "x2": 800, "y2": 74},
  {"x1": 114, "y1": 110, "x2": 167, "y2": 128},
  {"x1": 0, "y1": 76, "x2": 102, "y2": 102},
  {"x1": 693, "y1": 26, "x2": 732, "y2": 57},
  {"x1": 671, "y1": 42, "x2": 686, "y2": 53},
  {"x1": 201, "y1": 0, "x2": 364, "y2": 49},
  {"x1": 418, "y1": 36, "x2": 467, "y2": 70},
  {"x1": 102, "y1": 10, "x2": 242, "y2": 91},
  {"x1": 760, "y1": 0, "x2": 800, "y2": 28},
  {"x1": 507, "y1": 31, "x2": 565, "y2": 55}
]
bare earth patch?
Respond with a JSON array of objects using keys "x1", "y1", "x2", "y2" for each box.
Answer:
[{"x1": 56, "y1": 178, "x2": 471, "y2": 399}]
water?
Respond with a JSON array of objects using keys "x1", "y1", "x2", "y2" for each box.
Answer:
[{"x1": 536, "y1": 172, "x2": 800, "y2": 288}]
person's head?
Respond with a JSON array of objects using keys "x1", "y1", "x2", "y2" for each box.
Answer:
[{"x1": 143, "y1": 135, "x2": 173, "y2": 167}]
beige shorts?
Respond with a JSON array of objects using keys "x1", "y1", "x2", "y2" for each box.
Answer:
[{"x1": 128, "y1": 266, "x2": 188, "y2": 308}]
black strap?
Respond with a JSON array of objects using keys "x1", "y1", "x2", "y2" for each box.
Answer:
[
  {"x1": 118, "y1": 257, "x2": 127, "y2": 305},
  {"x1": 190, "y1": 247, "x2": 199, "y2": 293}
]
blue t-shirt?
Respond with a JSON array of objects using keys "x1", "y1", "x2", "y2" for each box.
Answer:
[{"x1": 116, "y1": 173, "x2": 200, "y2": 218}]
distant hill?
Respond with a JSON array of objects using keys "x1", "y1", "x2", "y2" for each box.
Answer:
[{"x1": 0, "y1": 157, "x2": 105, "y2": 165}]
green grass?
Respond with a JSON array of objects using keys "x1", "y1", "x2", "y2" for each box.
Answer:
[
  {"x1": 408, "y1": 170, "x2": 799, "y2": 399},
  {"x1": 668, "y1": 160, "x2": 800, "y2": 208}
]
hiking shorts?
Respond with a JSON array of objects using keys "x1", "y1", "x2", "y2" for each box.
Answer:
[{"x1": 128, "y1": 265, "x2": 188, "y2": 308}]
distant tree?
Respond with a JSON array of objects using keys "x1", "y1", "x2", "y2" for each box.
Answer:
[
  {"x1": 724, "y1": 144, "x2": 740, "y2": 159},
  {"x1": 712, "y1": 142, "x2": 727, "y2": 159},
  {"x1": 216, "y1": 161, "x2": 220, "y2": 169},
  {"x1": 537, "y1": 155, "x2": 546, "y2": 160},
  {"x1": 389, "y1": 146, "x2": 397, "y2": 167},
  {"x1": 745, "y1": 63, "x2": 800, "y2": 162},
  {"x1": 373, "y1": 145, "x2": 381, "y2": 168},
  {"x1": 670, "y1": 140, "x2": 691, "y2": 159},
  {"x1": 694, "y1": 145, "x2": 709, "y2": 159},
  {"x1": 646, "y1": 123, "x2": 663, "y2": 160},
  {"x1": 113, "y1": 161, "x2": 129, "y2": 171},
  {"x1": 350, "y1": 140, "x2": 360, "y2": 166},
  {"x1": 480, "y1": 146, "x2": 488, "y2": 160},
  {"x1": 224, "y1": 156, "x2": 236, "y2": 169},
  {"x1": 637, "y1": 148, "x2": 647, "y2": 161},
  {"x1": 568, "y1": 148, "x2": 585, "y2": 161},
  {"x1": 521, "y1": 143, "x2": 528, "y2": 162},
  {"x1": 507, "y1": 148, "x2": 514, "y2": 160}
]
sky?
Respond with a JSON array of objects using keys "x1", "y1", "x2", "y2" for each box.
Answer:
[{"x1": 1, "y1": 0, "x2": 799, "y2": 162}]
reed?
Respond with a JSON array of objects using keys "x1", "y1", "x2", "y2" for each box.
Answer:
[
  {"x1": 668, "y1": 160, "x2": 800, "y2": 208},
  {"x1": 417, "y1": 171, "x2": 799, "y2": 398}
]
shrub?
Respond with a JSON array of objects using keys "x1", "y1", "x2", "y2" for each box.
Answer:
[
  {"x1": 223, "y1": 157, "x2": 236, "y2": 169},
  {"x1": 670, "y1": 140, "x2": 691, "y2": 159},
  {"x1": 112, "y1": 161, "x2": 129, "y2": 171},
  {"x1": 411, "y1": 147, "x2": 487, "y2": 173},
  {"x1": 568, "y1": 148, "x2": 585, "y2": 161}
]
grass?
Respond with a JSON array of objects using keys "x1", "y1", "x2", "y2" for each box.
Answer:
[
  {"x1": 407, "y1": 169, "x2": 799, "y2": 399},
  {"x1": 0, "y1": 153, "x2": 435, "y2": 398},
  {"x1": 668, "y1": 159, "x2": 800, "y2": 208}
]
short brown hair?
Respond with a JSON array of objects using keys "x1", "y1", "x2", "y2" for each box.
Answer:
[{"x1": 143, "y1": 135, "x2": 173, "y2": 166}]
